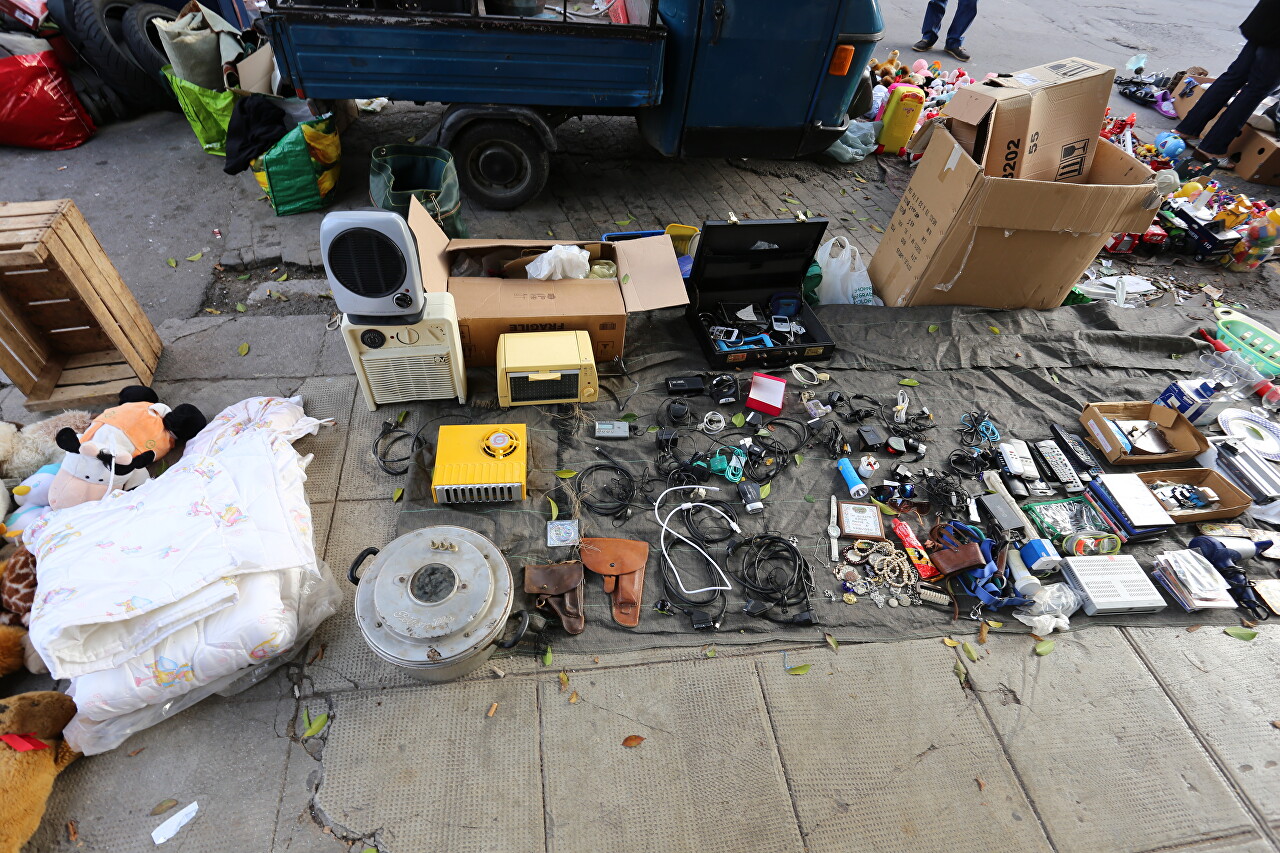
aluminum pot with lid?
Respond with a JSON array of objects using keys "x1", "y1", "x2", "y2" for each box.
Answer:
[{"x1": 348, "y1": 525, "x2": 527, "y2": 683}]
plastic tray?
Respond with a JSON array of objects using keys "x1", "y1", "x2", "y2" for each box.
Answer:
[{"x1": 1215, "y1": 307, "x2": 1280, "y2": 378}]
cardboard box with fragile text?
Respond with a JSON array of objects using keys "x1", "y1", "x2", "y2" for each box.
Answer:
[{"x1": 408, "y1": 197, "x2": 688, "y2": 366}]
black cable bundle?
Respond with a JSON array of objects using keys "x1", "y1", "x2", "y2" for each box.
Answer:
[
  {"x1": 372, "y1": 419, "x2": 433, "y2": 476},
  {"x1": 729, "y1": 535, "x2": 817, "y2": 624},
  {"x1": 921, "y1": 467, "x2": 972, "y2": 516},
  {"x1": 575, "y1": 449, "x2": 644, "y2": 522}
]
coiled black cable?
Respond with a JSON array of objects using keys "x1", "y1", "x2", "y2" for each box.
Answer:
[
  {"x1": 729, "y1": 535, "x2": 814, "y2": 620},
  {"x1": 575, "y1": 450, "x2": 643, "y2": 521},
  {"x1": 372, "y1": 419, "x2": 433, "y2": 476}
]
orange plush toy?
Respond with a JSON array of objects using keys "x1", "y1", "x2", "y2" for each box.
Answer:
[
  {"x1": 0, "y1": 690, "x2": 78, "y2": 853},
  {"x1": 48, "y1": 386, "x2": 206, "y2": 511}
]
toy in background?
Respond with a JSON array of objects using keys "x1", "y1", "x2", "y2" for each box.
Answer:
[
  {"x1": 0, "y1": 411, "x2": 92, "y2": 482},
  {"x1": 1225, "y1": 219, "x2": 1280, "y2": 271},
  {"x1": 0, "y1": 689, "x2": 79, "y2": 853},
  {"x1": 48, "y1": 386, "x2": 207, "y2": 511},
  {"x1": 874, "y1": 84, "x2": 926, "y2": 154},
  {"x1": 0, "y1": 545, "x2": 38, "y2": 630},
  {"x1": 860, "y1": 50, "x2": 974, "y2": 130},
  {"x1": 4, "y1": 463, "x2": 58, "y2": 541}
]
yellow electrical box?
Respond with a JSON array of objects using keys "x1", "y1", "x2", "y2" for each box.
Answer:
[
  {"x1": 432, "y1": 424, "x2": 528, "y2": 503},
  {"x1": 495, "y1": 330, "x2": 599, "y2": 408}
]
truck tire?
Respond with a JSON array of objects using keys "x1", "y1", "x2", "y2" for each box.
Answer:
[
  {"x1": 70, "y1": 0, "x2": 168, "y2": 111},
  {"x1": 451, "y1": 120, "x2": 550, "y2": 210},
  {"x1": 849, "y1": 67, "x2": 873, "y2": 120},
  {"x1": 122, "y1": 2, "x2": 178, "y2": 99}
]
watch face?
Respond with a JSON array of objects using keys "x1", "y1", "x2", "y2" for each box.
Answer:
[{"x1": 827, "y1": 525, "x2": 841, "y2": 539}]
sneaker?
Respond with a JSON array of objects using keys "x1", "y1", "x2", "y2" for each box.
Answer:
[
  {"x1": 946, "y1": 45, "x2": 971, "y2": 61},
  {"x1": 912, "y1": 39, "x2": 934, "y2": 52}
]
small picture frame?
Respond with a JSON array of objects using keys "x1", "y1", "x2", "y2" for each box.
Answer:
[{"x1": 838, "y1": 501, "x2": 884, "y2": 540}]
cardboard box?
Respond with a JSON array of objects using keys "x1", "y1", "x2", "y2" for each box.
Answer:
[
  {"x1": 868, "y1": 123, "x2": 1159, "y2": 309},
  {"x1": 1135, "y1": 468, "x2": 1251, "y2": 523},
  {"x1": 1230, "y1": 125, "x2": 1280, "y2": 186},
  {"x1": 1079, "y1": 402, "x2": 1209, "y2": 466},
  {"x1": 408, "y1": 197, "x2": 687, "y2": 366},
  {"x1": 942, "y1": 57, "x2": 1114, "y2": 183},
  {"x1": 1173, "y1": 75, "x2": 1216, "y2": 120}
]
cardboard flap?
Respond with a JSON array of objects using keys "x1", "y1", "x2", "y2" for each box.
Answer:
[
  {"x1": 408, "y1": 196, "x2": 452, "y2": 292},
  {"x1": 612, "y1": 235, "x2": 689, "y2": 312},
  {"x1": 942, "y1": 89, "x2": 995, "y2": 126}
]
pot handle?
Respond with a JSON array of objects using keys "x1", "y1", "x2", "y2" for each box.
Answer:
[
  {"x1": 347, "y1": 547, "x2": 380, "y2": 585},
  {"x1": 497, "y1": 609, "x2": 531, "y2": 649}
]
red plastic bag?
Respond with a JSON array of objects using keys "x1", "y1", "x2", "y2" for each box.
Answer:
[{"x1": 0, "y1": 49, "x2": 94, "y2": 150}]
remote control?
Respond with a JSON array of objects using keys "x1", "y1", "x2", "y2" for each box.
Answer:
[
  {"x1": 1006, "y1": 438, "x2": 1040, "y2": 481},
  {"x1": 998, "y1": 442, "x2": 1025, "y2": 478},
  {"x1": 1034, "y1": 439, "x2": 1085, "y2": 493},
  {"x1": 1051, "y1": 424, "x2": 1103, "y2": 481}
]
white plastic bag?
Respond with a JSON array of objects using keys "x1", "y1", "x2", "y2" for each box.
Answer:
[
  {"x1": 815, "y1": 237, "x2": 876, "y2": 305},
  {"x1": 527, "y1": 244, "x2": 590, "y2": 280}
]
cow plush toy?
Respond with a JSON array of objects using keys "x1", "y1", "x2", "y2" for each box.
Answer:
[{"x1": 49, "y1": 386, "x2": 206, "y2": 511}]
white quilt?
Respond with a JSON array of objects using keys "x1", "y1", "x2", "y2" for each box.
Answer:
[{"x1": 26, "y1": 396, "x2": 338, "y2": 754}]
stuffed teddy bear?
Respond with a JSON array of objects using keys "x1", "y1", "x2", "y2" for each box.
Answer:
[
  {"x1": 49, "y1": 386, "x2": 206, "y2": 511},
  {"x1": 0, "y1": 690, "x2": 78, "y2": 853},
  {"x1": 0, "y1": 411, "x2": 92, "y2": 483}
]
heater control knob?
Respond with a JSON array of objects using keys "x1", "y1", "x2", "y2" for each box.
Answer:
[
  {"x1": 394, "y1": 292, "x2": 413, "y2": 309},
  {"x1": 360, "y1": 329, "x2": 387, "y2": 349}
]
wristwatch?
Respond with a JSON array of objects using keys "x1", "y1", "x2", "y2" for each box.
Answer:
[{"x1": 827, "y1": 495, "x2": 841, "y2": 563}]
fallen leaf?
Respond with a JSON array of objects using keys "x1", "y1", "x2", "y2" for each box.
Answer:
[
  {"x1": 871, "y1": 498, "x2": 899, "y2": 516},
  {"x1": 614, "y1": 218, "x2": 633, "y2": 226},
  {"x1": 237, "y1": 273, "x2": 250, "y2": 280},
  {"x1": 854, "y1": 176, "x2": 867, "y2": 183},
  {"x1": 855, "y1": 216, "x2": 870, "y2": 221},
  {"x1": 989, "y1": 326, "x2": 1001, "y2": 335},
  {"x1": 277, "y1": 272, "x2": 288, "y2": 282},
  {"x1": 824, "y1": 633, "x2": 839, "y2": 652},
  {"x1": 786, "y1": 663, "x2": 811, "y2": 675},
  {"x1": 704, "y1": 645, "x2": 716, "y2": 658},
  {"x1": 546, "y1": 230, "x2": 554, "y2": 237},
  {"x1": 542, "y1": 645, "x2": 553, "y2": 666},
  {"x1": 406, "y1": 135, "x2": 416, "y2": 143},
  {"x1": 151, "y1": 798, "x2": 179, "y2": 816},
  {"x1": 308, "y1": 644, "x2": 326, "y2": 665},
  {"x1": 953, "y1": 659, "x2": 968, "y2": 682},
  {"x1": 899, "y1": 378, "x2": 920, "y2": 386},
  {"x1": 569, "y1": 690, "x2": 580, "y2": 703},
  {"x1": 1034, "y1": 640, "x2": 1055, "y2": 656},
  {"x1": 978, "y1": 622, "x2": 990, "y2": 645},
  {"x1": 621, "y1": 273, "x2": 630, "y2": 285},
  {"x1": 555, "y1": 469, "x2": 577, "y2": 479},
  {"x1": 1029, "y1": 633, "x2": 1045, "y2": 642},
  {"x1": 392, "y1": 487, "x2": 404, "y2": 503},
  {"x1": 397, "y1": 409, "x2": 409, "y2": 424},
  {"x1": 942, "y1": 637, "x2": 960, "y2": 647},
  {"x1": 840, "y1": 188, "x2": 847, "y2": 196},
  {"x1": 986, "y1": 620, "x2": 1003, "y2": 628},
  {"x1": 128, "y1": 748, "x2": 146, "y2": 757},
  {"x1": 487, "y1": 702, "x2": 498, "y2": 718},
  {"x1": 794, "y1": 453, "x2": 804, "y2": 465},
  {"x1": 271, "y1": 290, "x2": 288, "y2": 301},
  {"x1": 592, "y1": 656, "x2": 600, "y2": 663},
  {"x1": 620, "y1": 413, "x2": 638, "y2": 422},
  {"x1": 962, "y1": 642, "x2": 979, "y2": 662},
  {"x1": 548, "y1": 497, "x2": 559, "y2": 521},
  {"x1": 757, "y1": 428, "x2": 772, "y2": 437},
  {"x1": 166, "y1": 258, "x2": 177, "y2": 268},
  {"x1": 1242, "y1": 618, "x2": 1259, "y2": 628},
  {"x1": 185, "y1": 252, "x2": 203, "y2": 262},
  {"x1": 927, "y1": 324, "x2": 940, "y2": 333},
  {"x1": 302, "y1": 713, "x2": 329, "y2": 738},
  {"x1": 1225, "y1": 626, "x2": 1258, "y2": 641},
  {"x1": 1186, "y1": 624, "x2": 1203, "y2": 632},
  {"x1": 647, "y1": 425, "x2": 659, "y2": 433},
  {"x1": 203, "y1": 308, "x2": 222, "y2": 315},
  {"x1": 237, "y1": 342, "x2": 249, "y2": 356},
  {"x1": 976, "y1": 777, "x2": 986, "y2": 792},
  {"x1": 303, "y1": 708, "x2": 312, "y2": 730},
  {"x1": 623, "y1": 735, "x2": 646, "y2": 748},
  {"x1": 1170, "y1": 353, "x2": 1183, "y2": 360},
  {"x1": 804, "y1": 495, "x2": 816, "y2": 503},
  {"x1": 781, "y1": 196, "x2": 800, "y2": 204},
  {"x1": 235, "y1": 302, "x2": 247, "y2": 312},
  {"x1": 870, "y1": 224, "x2": 883, "y2": 233},
  {"x1": 760, "y1": 483, "x2": 771, "y2": 500},
  {"x1": 68, "y1": 821, "x2": 77, "y2": 842},
  {"x1": 557, "y1": 671, "x2": 569, "y2": 690}
]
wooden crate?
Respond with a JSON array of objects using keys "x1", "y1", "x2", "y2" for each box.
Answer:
[{"x1": 0, "y1": 199, "x2": 162, "y2": 412}]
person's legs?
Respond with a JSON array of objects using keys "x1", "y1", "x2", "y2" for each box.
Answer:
[
  {"x1": 920, "y1": 0, "x2": 948, "y2": 46},
  {"x1": 1199, "y1": 44, "x2": 1280, "y2": 155},
  {"x1": 944, "y1": 0, "x2": 978, "y2": 50},
  {"x1": 1176, "y1": 42, "x2": 1256, "y2": 139}
]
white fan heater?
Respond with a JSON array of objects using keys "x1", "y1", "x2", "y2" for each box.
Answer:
[{"x1": 342, "y1": 292, "x2": 468, "y2": 411}]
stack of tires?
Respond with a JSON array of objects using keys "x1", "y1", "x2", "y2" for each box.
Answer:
[{"x1": 47, "y1": 0, "x2": 179, "y2": 125}]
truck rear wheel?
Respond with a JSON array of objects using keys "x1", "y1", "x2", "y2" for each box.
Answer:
[{"x1": 451, "y1": 120, "x2": 549, "y2": 210}]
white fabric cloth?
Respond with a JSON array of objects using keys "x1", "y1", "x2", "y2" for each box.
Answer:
[{"x1": 26, "y1": 396, "x2": 336, "y2": 754}]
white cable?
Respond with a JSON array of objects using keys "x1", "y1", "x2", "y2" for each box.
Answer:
[
  {"x1": 894, "y1": 389, "x2": 909, "y2": 424},
  {"x1": 791, "y1": 363, "x2": 821, "y2": 386},
  {"x1": 701, "y1": 411, "x2": 725, "y2": 434},
  {"x1": 652, "y1": 486, "x2": 737, "y2": 595}
]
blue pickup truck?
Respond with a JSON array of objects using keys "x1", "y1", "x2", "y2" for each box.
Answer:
[{"x1": 265, "y1": 0, "x2": 884, "y2": 208}]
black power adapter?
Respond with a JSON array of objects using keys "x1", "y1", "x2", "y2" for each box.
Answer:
[{"x1": 666, "y1": 376, "x2": 706, "y2": 396}]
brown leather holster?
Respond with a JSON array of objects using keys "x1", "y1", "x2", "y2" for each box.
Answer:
[
  {"x1": 524, "y1": 561, "x2": 586, "y2": 635},
  {"x1": 580, "y1": 537, "x2": 648, "y2": 628}
]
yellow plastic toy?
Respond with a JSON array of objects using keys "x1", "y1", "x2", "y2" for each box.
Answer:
[
  {"x1": 1173, "y1": 181, "x2": 1203, "y2": 200},
  {"x1": 1213, "y1": 194, "x2": 1252, "y2": 230},
  {"x1": 875, "y1": 84, "x2": 925, "y2": 154}
]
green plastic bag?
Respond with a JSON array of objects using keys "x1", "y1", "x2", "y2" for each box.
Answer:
[
  {"x1": 369, "y1": 144, "x2": 468, "y2": 237},
  {"x1": 802, "y1": 260, "x2": 823, "y2": 306},
  {"x1": 252, "y1": 116, "x2": 341, "y2": 216},
  {"x1": 162, "y1": 65, "x2": 234, "y2": 156}
]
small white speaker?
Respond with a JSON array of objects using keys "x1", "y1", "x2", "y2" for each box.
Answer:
[
  {"x1": 342, "y1": 292, "x2": 468, "y2": 411},
  {"x1": 321, "y1": 210, "x2": 423, "y2": 321}
]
